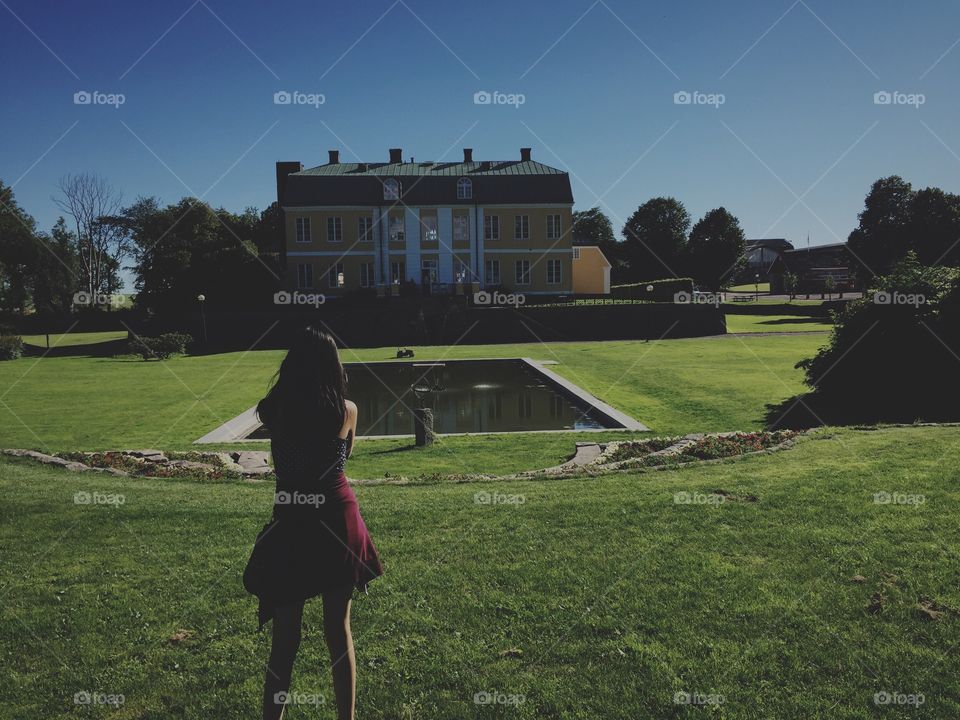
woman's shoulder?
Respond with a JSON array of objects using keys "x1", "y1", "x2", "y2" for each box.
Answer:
[{"x1": 344, "y1": 398, "x2": 358, "y2": 416}]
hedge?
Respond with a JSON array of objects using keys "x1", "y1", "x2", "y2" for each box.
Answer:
[
  {"x1": 611, "y1": 278, "x2": 695, "y2": 302},
  {"x1": 128, "y1": 332, "x2": 193, "y2": 360}
]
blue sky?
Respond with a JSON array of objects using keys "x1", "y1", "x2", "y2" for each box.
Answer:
[{"x1": 2, "y1": 0, "x2": 959, "y2": 289}]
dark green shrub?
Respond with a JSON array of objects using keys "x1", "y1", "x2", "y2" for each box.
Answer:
[
  {"x1": 0, "y1": 335, "x2": 24, "y2": 361},
  {"x1": 128, "y1": 332, "x2": 193, "y2": 360}
]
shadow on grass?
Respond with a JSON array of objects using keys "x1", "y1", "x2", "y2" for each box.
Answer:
[
  {"x1": 765, "y1": 393, "x2": 960, "y2": 429},
  {"x1": 23, "y1": 339, "x2": 128, "y2": 358},
  {"x1": 367, "y1": 444, "x2": 421, "y2": 455},
  {"x1": 754, "y1": 317, "x2": 831, "y2": 327}
]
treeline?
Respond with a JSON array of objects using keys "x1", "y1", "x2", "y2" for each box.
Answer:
[{"x1": 0, "y1": 173, "x2": 282, "y2": 316}]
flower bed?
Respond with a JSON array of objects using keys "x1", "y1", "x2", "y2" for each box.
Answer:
[
  {"x1": 606, "y1": 431, "x2": 799, "y2": 470},
  {"x1": 58, "y1": 451, "x2": 244, "y2": 480},
  {"x1": 602, "y1": 437, "x2": 680, "y2": 463}
]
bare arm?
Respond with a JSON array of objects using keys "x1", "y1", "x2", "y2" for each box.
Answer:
[{"x1": 343, "y1": 400, "x2": 358, "y2": 458}]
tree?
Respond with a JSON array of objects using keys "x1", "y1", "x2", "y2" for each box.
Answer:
[
  {"x1": 54, "y1": 173, "x2": 130, "y2": 296},
  {"x1": 572, "y1": 207, "x2": 615, "y2": 247},
  {"x1": 0, "y1": 181, "x2": 37, "y2": 312},
  {"x1": 685, "y1": 207, "x2": 746, "y2": 291},
  {"x1": 909, "y1": 187, "x2": 960, "y2": 267},
  {"x1": 31, "y1": 218, "x2": 80, "y2": 313},
  {"x1": 621, "y1": 197, "x2": 690, "y2": 281},
  {"x1": 783, "y1": 271, "x2": 798, "y2": 299},
  {"x1": 847, "y1": 176, "x2": 914, "y2": 282},
  {"x1": 823, "y1": 275, "x2": 836, "y2": 300}
]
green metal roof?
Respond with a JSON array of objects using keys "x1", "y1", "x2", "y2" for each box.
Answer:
[{"x1": 293, "y1": 160, "x2": 566, "y2": 177}]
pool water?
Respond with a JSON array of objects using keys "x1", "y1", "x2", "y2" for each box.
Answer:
[{"x1": 248, "y1": 359, "x2": 614, "y2": 437}]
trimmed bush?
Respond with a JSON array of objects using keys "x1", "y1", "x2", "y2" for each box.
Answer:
[
  {"x1": 611, "y1": 278, "x2": 695, "y2": 302},
  {"x1": 0, "y1": 335, "x2": 24, "y2": 361},
  {"x1": 128, "y1": 332, "x2": 193, "y2": 360}
]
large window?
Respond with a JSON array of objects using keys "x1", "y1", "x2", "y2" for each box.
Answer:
[
  {"x1": 327, "y1": 217, "x2": 342, "y2": 243},
  {"x1": 485, "y1": 259, "x2": 501, "y2": 285},
  {"x1": 360, "y1": 262, "x2": 374, "y2": 287},
  {"x1": 484, "y1": 214, "x2": 499, "y2": 241},
  {"x1": 295, "y1": 217, "x2": 311, "y2": 243},
  {"x1": 358, "y1": 216, "x2": 373, "y2": 243},
  {"x1": 547, "y1": 258, "x2": 562, "y2": 284},
  {"x1": 391, "y1": 261, "x2": 405, "y2": 285},
  {"x1": 514, "y1": 215, "x2": 529, "y2": 240},
  {"x1": 546, "y1": 214, "x2": 562, "y2": 241},
  {"x1": 515, "y1": 260, "x2": 531, "y2": 285},
  {"x1": 296, "y1": 263, "x2": 313, "y2": 288},
  {"x1": 453, "y1": 214, "x2": 468, "y2": 242},
  {"x1": 383, "y1": 178, "x2": 400, "y2": 201},
  {"x1": 389, "y1": 215, "x2": 405, "y2": 243},
  {"x1": 422, "y1": 215, "x2": 438, "y2": 243},
  {"x1": 457, "y1": 177, "x2": 472, "y2": 199},
  {"x1": 455, "y1": 260, "x2": 469, "y2": 283},
  {"x1": 421, "y1": 259, "x2": 438, "y2": 283},
  {"x1": 328, "y1": 262, "x2": 344, "y2": 288}
]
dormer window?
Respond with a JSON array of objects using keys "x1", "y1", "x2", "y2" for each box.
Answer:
[
  {"x1": 383, "y1": 178, "x2": 400, "y2": 201},
  {"x1": 457, "y1": 177, "x2": 472, "y2": 200}
]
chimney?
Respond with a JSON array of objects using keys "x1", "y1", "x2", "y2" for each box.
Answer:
[
  {"x1": 520, "y1": 147, "x2": 532, "y2": 162},
  {"x1": 389, "y1": 148, "x2": 403, "y2": 163},
  {"x1": 463, "y1": 148, "x2": 473, "y2": 163},
  {"x1": 328, "y1": 149, "x2": 339, "y2": 164}
]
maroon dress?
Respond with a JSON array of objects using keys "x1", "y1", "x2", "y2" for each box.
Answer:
[{"x1": 243, "y1": 434, "x2": 383, "y2": 628}]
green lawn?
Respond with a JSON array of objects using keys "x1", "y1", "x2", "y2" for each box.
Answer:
[
  {"x1": 727, "y1": 282, "x2": 770, "y2": 293},
  {"x1": 20, "y1": 330, "x2": 127, "y2": 348},
  {"x1": 2, "y1": 426, "x2": 958, "y2": 718},
  {"x1": 724, "y1": 314, "x2": 833, "y2": 334},
  {"x1": 0, "y1": 335, "x2": 827, "y2": 466}
]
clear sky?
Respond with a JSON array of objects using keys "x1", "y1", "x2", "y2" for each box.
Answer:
[{"x1": 3, "y1": 0, "x2": 959, "y2": 289}]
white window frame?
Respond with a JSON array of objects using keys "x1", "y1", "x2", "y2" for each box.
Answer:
[
  {"x1": 358, "y1": 216, "x2": 373, "y2": 243},
  {"x1": 485, "y1": 259, "x2": 501, "y2": 285},
  {"x1": 389, "y1": 215, "x2": 405, "y2": 243},
  {"x1": 547, "y1": 258, "x2": 562, "y2": 284},
  {"x1": 515, "y1": 260, "x2": 531, "y2": 285},
  {"x1": 421, "y1": 259, "x2": 438, "y2": 283},
  {"x1": 391, "y1": 261, "x2": 405, "y2": 285},
  {"x1": 360, "y1": 262, "x2": 374, "y2": 288},
  {"x1": 573, "y1": 246, "x2": 581, "y2": 260},
  {"x1": 328, "y1": 262, "x2": 344, "y2": 288},
  {"x1": 422, "y1": 215, "x2": 438, "y2": 243},
  {"x1": 295, "y1": 217, "x2": 311, "y2": 243},
  {"x1": 453, "y1": 214, "x2": 468, "y2": 242},
  {"x1": 383, "y1": 178, "x2": 400, "y2": 201},
  {"x1": 514, "y1": 215, "x2": 529, "y2": 241},
  {"x1": 455, "y1": 260, "x2": 469, "y2": 283},
  {"x1": 457, "y1": 177, "x2": 472, "y2": 199},
  {"x1": 296, "y1": 263, "x2": 313, "y2": 289},
  {"x1": 547, "y1": 214, "x2": 561, "y2": 241},
  {"x1": 327, "y1": 216, "x2": 342, "y2": 243},
  {"x1": 484, "y1": 214, "x2": 500, "y2": 241}
]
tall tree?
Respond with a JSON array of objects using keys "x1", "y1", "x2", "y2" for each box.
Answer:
[
  {"x1": 54, "y1": 173, "x2": 130, "y2": 296},
  {"x1": 0, "y1": 181, "x2": 40, "y2": 312},
  {"x1": 621, "y1": 197, "x2": 690, "y2": 281},
  {"x1": 847, "y1": 176, "x2": 914, "y2": 282},
  {"x1": 32, "y1": 218, "x2": 80, "y2": 313},
  {"x1": 909, "y1": 187, "x2": 960, "y2": 267},
  {"x1": 685, "y1": 207, "x2": 747, "y2": 291}
]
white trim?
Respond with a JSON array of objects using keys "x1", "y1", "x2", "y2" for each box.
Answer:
[
  {"x1": 288, "y1": 250, "x2": 375, "y2": 257},
  {"x1": 479, "y1": 248, "x2": 571, "y2": 254}
]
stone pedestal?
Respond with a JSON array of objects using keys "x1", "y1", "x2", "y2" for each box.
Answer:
[{"x1": 413, "y1": 407, "x2": 435, "y2": 446}]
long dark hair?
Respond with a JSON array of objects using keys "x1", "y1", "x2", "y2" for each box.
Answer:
[{"x1": 257, "y1": 327, "x2": 347, "y2": 439}]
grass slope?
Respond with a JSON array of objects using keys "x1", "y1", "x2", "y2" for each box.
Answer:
[{"x1": 1, "y1": 426, "x2": 958, "y2": 718}]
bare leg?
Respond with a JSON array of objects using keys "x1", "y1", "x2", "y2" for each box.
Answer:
[
  {"x1": 262, "y1": 601, "x2": 304, "y2": 720},
  {"x1": 323, "y1": 586, "x2": 355, "y2": 720}
]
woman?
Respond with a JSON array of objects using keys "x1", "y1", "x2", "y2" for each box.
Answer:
[{"x1": 244, "y1": 327, "x2": 383, "y2": 720}]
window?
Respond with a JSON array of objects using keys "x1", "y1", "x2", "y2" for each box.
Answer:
[
  {"x1": 455, "y1": 261, "x2": 469, "y2": 283},
  {"x1": 327, "y1": 216, "x2": 342, "y2": 243},
  {"x1": 547, "y1": 214, "x2": 562, "y2": 241},
  {"x1": 485, "y1": 259, "x2": 501, "y2": 285},
  {"x1": 573, "y1": 246, "x2": 581, "y2": 260},
  {"x1": 389, "y1": 215, "x2": 405, "y2": 243},
  {"x1": 514, "y1": 215, "x2": 529, "y2": 240},
  {"x1": 360, "y1": 262, "x2": 374, "y2": 287},
  {"x1": 296, "y1": 263, "x2": 313, "y2": 288},
  {"x1": 295, "y1": 217, "x2": 311, "y2": 243},
  {"x1": 547, "y1": 258, "x2": 562, "y2": 284},
  {"x1": 383, "y1": 178, "x2": 400, "y2": 200},
  {"x1": 422, "y1": 215, "x2": 438, "y2": 243},
  {"x1": 515, "y1": 260, "x2": 530, "y2": 285},
  {"x1": 391, "y1": 261, "x2": 405, "y2": 284},
  {"x1": 453, "y1": 214, "x2": 468, "y2": 242},
  {"x1": 358, "y1": 216, "x2": 373, "y2": 243},
  {"x1": 457, "y1": 177, "x2": 472, "y2": 199},
  {"x1": 328, "y1": 262, "x2": 344, "y2": 288},
  {"x1": 421, "y1": 259, "x2": 438, "y2": 283},
  {"x1": 484, "y1": 214, "x2": 499, "y2": 241}
]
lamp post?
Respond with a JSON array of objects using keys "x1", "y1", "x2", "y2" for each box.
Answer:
[
  {"x1": 754, "y1": 273, "x2": 760, "y2": 298},
  {"x1": 196, "y1": 294, "x2": 208, "y2": 345}
]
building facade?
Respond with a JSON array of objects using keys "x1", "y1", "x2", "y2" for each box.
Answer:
[
  {"x1": 276, "y1": 148, "x2": 575, "y2": 297},
  {"x1": 571, "y1": 245, "x2": 612, "y2": 294}
]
